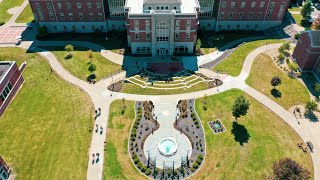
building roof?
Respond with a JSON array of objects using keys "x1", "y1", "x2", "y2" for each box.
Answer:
[
  {"x1": 0, "y1": 62, "x2": 12, "y2": 84},
  {"x1": 309, "y1": 30, "x2": 320, "y2": 47},
  {"x1": 0, "y1": 156, "x2": 11, "y2": 175},
  {"x1": 143, "y1": 0, "x2": 181, "y2": 5}
]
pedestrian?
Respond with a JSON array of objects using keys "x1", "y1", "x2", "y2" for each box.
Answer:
[
  {"x1": 96, "y1": 124, "x2": 98, "y2": 133},
  {"x1": 100, "y1": 126, "x2": 103, "y2": 135}
]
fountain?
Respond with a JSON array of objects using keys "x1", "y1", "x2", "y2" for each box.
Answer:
[{"x1": 158, "y1": 137, "x2": 178, "y2": 156}]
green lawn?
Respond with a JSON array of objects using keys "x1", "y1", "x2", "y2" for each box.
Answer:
[
  {"x1": 292, "y1": 14, "x2": 312, "y2": 30},
  {"x1": 288, "y1": 6, "x2": 300, "y2": 12},
  {"x1": 43, "y1": 46, "x2": 121, "y2": 81},
  {"x1": 213, "y1": 39, "x2": 285, "y2": 76},
  {"x1": 103, "y1": 100, "x2": 146, "y2": 180},
  {"x1": 0, "y1": 0, "x2": 24, "y2": 24},
  {"x1": 199, "y1": 32, "x2": 262, "y2": 54},
  {"x1": 0, "y1": 48, "x2": 93, "y2": 179},
  {"x1": 15, "y1": 3, "x2": 34, "y2": 23},
  {"x1": 193, "y1": 89, "x2": 313, "y2": 179},
  {"x1": 246, "y1": 54, "x2": 310, "y2": 109},
  {"x1": 121, "y1": 81, "x2": 209, "y2": 95}
]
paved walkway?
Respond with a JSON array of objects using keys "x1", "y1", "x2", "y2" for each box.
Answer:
[{"x1": 1, "y1": 38, "x2": 320, "y2": 179}]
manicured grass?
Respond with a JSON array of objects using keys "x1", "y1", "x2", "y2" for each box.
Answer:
[
  {"x1": 121, "y1": 81, "x2": 209, "y2": 95},
  {"x1": 15, "y1": 3, "x2": 34, "y2": 23},
  {"x1": 43, "y1": 46, "x2": 121, "y2": 81},
  {"x1": 103, "y1": 100, "x2": 146, "y2": 179},
  {"x1": 288, "y1": 6, "x2": 300, "y2": 12},
  {"x1": 193, "y1": 89, "x2": 313, "y2": 179},
  {"x1": 292, "y1": 14, "x2": 312, "y2": 30},
  {"x1": 213, "y1": 39, "x2": 285, "y2": 76},
  {"x1": 246, "y1": 54, "x2": 310, "y2": 109},
  {"x1": 0, "y1": 0, "x2": 24, "y2": 24},
  {"x1": 0, "y1": 48, "x2": 93, "y2": 179},
  {"x1": 200, "y1": 32, "x2": 262, "y2": 54}
]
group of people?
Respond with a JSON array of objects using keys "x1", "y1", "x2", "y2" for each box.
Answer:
[
  {"x1": 94, "y1": 108, "x2": 101, "y2": 120},
  {"x1": 92, "y1": 153, "x2": 100, "y2": 164},
  {"x1": 96, "y1": 124, "x2": 103, "y2": 135}
]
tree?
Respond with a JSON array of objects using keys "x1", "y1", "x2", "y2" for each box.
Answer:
[
  {"x1": 281, "y1": 42, "x2": 290, "y2": 52},
  {"x1": 300, "y1": 0, "x2": 312, "y2": 18},
  {"x1": 88, "y1": 63, "x2": 96, "y2": 74},
  {"x1": 88, "y1": 49, "x2": 93, "y2": 62},
  {"x1": 311, "y1": 14, "x2": 320, "y2": 30},
  {"x1": 273, "y1": 158, "x2": 310, "y2": 180},
  {"x1": 288, "y1": 62, "x2": 299, "y2": 72},
  {"x1": 232, "y1": 95, "x2": 250, "y2": 121},
  {"x1": 271, "y1": 76, "x2": 281, "y2": 89},
  {"x1": 196, "y1": 39, "x2": 202, "y2": 51},
  {"x1": 305, "y1": 100, "x2": 318, "y2": 113},
  {"x1": 64, "y1": 45, "x2": 74, "y2": 56},
  {"x1": 277, "y1": 53, "x2": 285, "y2": 62}
]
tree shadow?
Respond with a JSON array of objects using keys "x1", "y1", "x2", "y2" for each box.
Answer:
[
  {"x1": 304, "y1": 111, "x2": 319, "y2": 123},
  {"x1": 64, "y1": 54, "x2": 72, "y2": 60},
  {"x1": 271, "y1": 89, "x2": 282, "y2": 98},
  {"x1": 231, "y1": 122, "x2": 250, "y2": 146}
]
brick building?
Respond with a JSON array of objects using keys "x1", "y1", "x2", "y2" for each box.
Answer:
[
  {"x1": 292, "y1": 30, "x2": 320, "y2": 78},
  {"x1": 0, "y1": 156, "x2": 11, "y2": 180},
  {"x1": 0, "y1": 62, "x2": 25, "y2": 116},
  {"x1": 29, "y1": 0, "x2": 291, "y2": 55}
]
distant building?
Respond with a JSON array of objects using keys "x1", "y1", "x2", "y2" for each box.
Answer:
[
  {"x1": 292, "y1": 31, "x2": 320, "y2": 78},
  {"x1": 0, "y1": 156, "x2": 11, "y2": 180},
  {"x1": 28, "y1": 0, "x2": 290, "y2": 56},
  {"x1": 0, "y1": 61, "x2": 25, "y2": 116}
]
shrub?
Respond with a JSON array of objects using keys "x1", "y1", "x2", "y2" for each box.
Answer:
[
  {"x1": 196, "y1": 124, "x2": 200, "y2": 129},
  {"x1": 196, "y1": 157, "x2": 202, "y2": 164},
  {"x1": 137, "y1": 162, "x2": 143, "y2": 169},
  {"x1": 141, "y1": 165, "x2": 147, "y2": 172},
  {"x1": 130, "y1": 137, "x2": 135, "y2": 141},
  {"x1": 194, "y1": 120, "x2": 199, "y2": 124},
  {"x1": 273, "y1": 158, "x2": 310, "y2": 179},
  {"x1": 190, "y1": 167, "x2": 195, "y2": 172},
  {"x1": 192, "y1": 116, "x2": 197, "y2": 121},
  {"x1": 133, "y1": 124, "x2": 138, "y2": 129},
  {"x1": 198, "y1": 154, "x2": 204, "y2": 160},
  {"x1": 191, "y1": 112, "x2": 195, "y2": 117},
  {"x1": 288, "y1": 62, "x2": 299, "y2": 72},
  {"x1": 134, "y1": 157, "x2": 140, "y2": 164},
  {"x1": 145, "y1": 168, "x2": 151, "y2": 175},
  {"x1": 277, "y1": 53, "x2": 285, "y2": 61},
  {"x1": 203, "y1": 105, "x2": 207, "y2": 111},
  {"x1": 193, "y1": 162, "x2": 199, "y2": 169}
]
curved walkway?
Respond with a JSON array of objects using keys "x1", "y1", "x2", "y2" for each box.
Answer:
[{"x1": 1, "y1": 41, "x2": 319, "y2": 179}]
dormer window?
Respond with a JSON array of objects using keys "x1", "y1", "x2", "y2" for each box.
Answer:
[
  {"x1": 173, "y1": 6, "x2": 176, "y2": 10},
  {"x1": 161, "y1": 6, "x2": 164, "y2": 10},
  {"x1": 157, "y1": 6, "x2": 159, "y2": 10},
  {"x1": 165, "y1": 6, "x2": 168, "y2": 10},
  {"x1": 148, "y1": 7, "x2": 151, "y2": 10}
]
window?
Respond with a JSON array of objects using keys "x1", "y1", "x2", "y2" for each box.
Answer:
[
  {"x1": 165, "y1": 6, "x2": 168, "y2": 10},
  {"x1": 46, "y1": 3, "x2": 52, "y2": 9},
  {"x1": 96, "y1": 3, "x2": 101, "y2": 8},
  {"x1": 221, "y1": 2, "x2": 226, "y2": 8},
  {"x1": 255, "y1": 24, "x2": 258, "y2": 28},
  {"x1": 134, "y1": 20, "x2": 139, "y2": 29},
  {"x1": 251, "y1": 2, "x2": 256, "y2": 8},
  {"x1": 60, "y1": 13, "x2": 65, "y2": 20},
  {"x1": 92, "y1": 26, "x2": 96, "y2": 30},
  {"x1": 237, "y1": 24, "x2": 240, "y2": 28},
  {"x1": 87, "y1": 3, "x2": 92, "y2": 8},
  {"x1": 278, "y1": 2, "x2": 286, "y2": 18},
  {"x1": 148, "y1": 7, "x2": 151, "y2": 10},
  {"x1": 0, "y1": 83, "x2": 12, "y2": 102},
  {"x1": 72, "y1": 26, "x2": 76, "y2": 31},
  {"x1": 79, "y1": 13, "x2": 84, "y2": 20},
  {"x1": 248, "y1": 12, "x2": 253, "y2": 19},
  {"x1": 135, "y1": 33, "x2": 140, "y2": 40},
  {"x1": 173, "y1": 6, "x2": 177, "y2": 10},
  {"x1": 175, "y1": 32, "x2": 180, "y2": 40},
  {"x1": 145, "y1": 20, "x2": 150, "y2": 30},
  {"x1": 57, "y1": 3, "x2": 62, "y2": 9},
  {"x1": 161, "y1": 6, "x2": 164, "y2": 10},
  {"x1": 82, "y1": 26, "x2": 85, "y2": 30},
  {"x1": 238, "y1": 12, "x2": 243, "y2": 19},
  {"x1": 231, "y1": 2, "x2": 235, "y2": 8},
  {"x1": 67, "y1": 3, "x2": 71, "y2": 9},
  {"x1": 89, "y1": 13, "x2": 94, "y2": 20},
  {"x1": 220, "y1": 12, "x2": 224, "y2": 19},
  {"x1": 157, "y1": 6, "x2": 159, "y2": 10},
  {"x1": 175, "y1": 20, "x2": 180, "y2": 29},
  {"x1": 227, "y1": 25, "x2": 230, "y2": 29},
  {"x1": 156, "y1": 37, "x2": 169, "y2": 41},
  {"x1": 229, "y1": 12, "x2": 234, "y2": 19},
  {"x1": 54, "y1": 26, "x2": 57, "y2": 30},
  {"x1": 136, "y1": 47, "x2": 150, "y2": 54},
  {"x1": 77, "y1": 3, "x2": 81, "y2": 9},
  {"x1": 257, "y1": 12, "x2": 262, "y2": 19},
  {"x1": 98, "y1": 13, "x2": 103, "y2": 20},
  {"x1": 246, "y1": 25, "x2": 249, "y2": 29},
  {"x1": 146, "y1": 33, "x2": 150, "y2": 40},
  {"x1": 241, "y1": 2, "x2": 246, "y2": 8},
  {"x1": 186, "y1": 32, "x2": 190, "y2": 40},
  {"x1": 260, "y1": 2, "x2": 265, "y2": 8},
  {"x1": 69, "y1": 13, "x2": 74, "y2": 20},
  {"x1": 186, "y1": 20, "x2": 191, "y2": 28},
  {"x1": 36, "y1": 3, "x2": 41, "y2": 9},
  {"x1": 175, "y1": 46, "x2": 188, "y2": 53}
]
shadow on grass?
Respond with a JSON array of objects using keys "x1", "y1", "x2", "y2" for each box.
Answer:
[
  {"x1": 64, "y1": 54, "x2": 72, "y2": 60},
  {"x1": 271, "y1": 89, "x2": 282, "y2": 98},
  {"x1": 304, "y1": 111, "x2": 319, "y2": 123},
  {"x1": 231, "y1": 122, "x2": 250, "y2": 146}
]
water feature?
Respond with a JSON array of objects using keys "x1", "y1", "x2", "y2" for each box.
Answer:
[{"x1": 158, "y1": 137, "x2": 178, "y2": 156}]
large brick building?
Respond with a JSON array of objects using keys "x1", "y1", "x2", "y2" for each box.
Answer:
[
  {"x1": 29, "y1": 0, "x2": 290, "y2": 55},
  {"x1": 0, "y1": 156, "x2": 11, "y2": 180},
  {"x1": 292, "y1": 30, "x2": 320, "y2": 78}
]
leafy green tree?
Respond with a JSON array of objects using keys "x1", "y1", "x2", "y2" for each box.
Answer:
[
  {"x1": 88, "y1": 63, "x2": 96, "y2": 74},
  {"x1": 196, "y1": 39, "x2": 202, "y2": 51},
  {"x1": 288, "y1": 62, "x2": 299, "y2": 72},
  {"x1": 300, "y1": 1, "x2": 312, "y2": 18},
  {"x1": 273, "y1": 158, "x2": 311, "y2": 180},
  {"x1": 277, "y1": 53, "x2": 285, "y2": 61},
  {"x1": 232, "y1": 95, "x2": 250, "y2": 121},
  {"x1": 305, "y1": 100, "x2": 318, "y2": 113},
  {"x1": 271, "y1": 76, "x2": 281, "y2": 89},
  {"x1": 64, "y1": 45, "x2": 74, "y2": 56}
]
